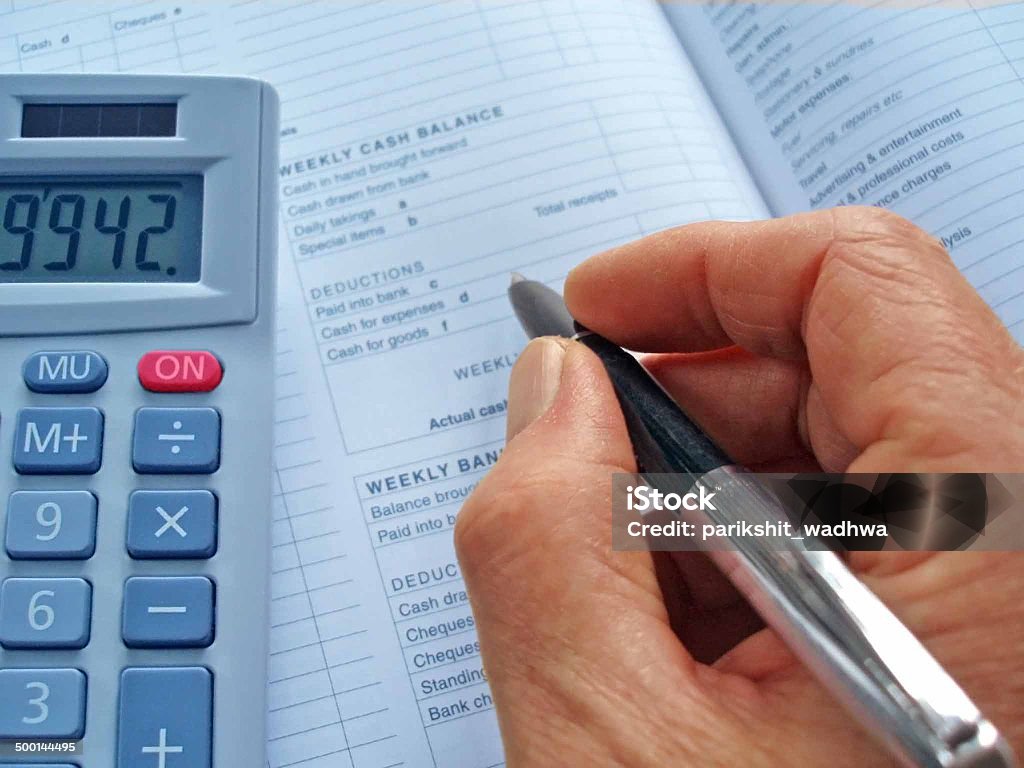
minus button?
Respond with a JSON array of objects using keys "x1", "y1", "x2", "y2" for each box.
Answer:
[
  {"x1": 147, "y1": 605, "x2": 188, "y2": 614},
  {"x1": 123, "y1": 576, "x2": 214, "y2": 649}
]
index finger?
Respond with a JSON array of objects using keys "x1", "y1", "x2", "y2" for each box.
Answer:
[
  {"x1": 564, "y1": 207, "x2": 1022, "y2": 462},
  {"x1": 565, "y1": 208, "x2": 993, "y2": 357}
]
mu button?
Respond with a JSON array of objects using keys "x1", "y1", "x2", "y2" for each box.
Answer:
[{"x1": 138, "y1": 351, "x2": 222, "y2": 393}]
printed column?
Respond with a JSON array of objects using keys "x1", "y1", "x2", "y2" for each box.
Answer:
[{"x1": 354, "y1": 442, "x2": 505, "y2": 768}]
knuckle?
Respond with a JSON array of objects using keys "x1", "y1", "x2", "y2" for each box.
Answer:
[
  {"x1": 454, "y1": 465, "x2": 555, "y2": 574},
  {"x1": 817, "y1": 209, "x2": 954, "y2": 302},
  {"x1": 829, "y1": 206, "x2": 948, "y2": 259},
  {"x1": 452, "y1": 486, "x2": 496, "y2": 573}
]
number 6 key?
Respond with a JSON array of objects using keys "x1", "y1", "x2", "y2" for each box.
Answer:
[{"x1": 0, "y1": 578, "x2": 92, "y2": 649}]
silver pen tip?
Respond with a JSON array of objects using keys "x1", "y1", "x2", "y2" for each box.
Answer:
[{"x1": 509, "y1": 272, "x2": 527, "y2": 286}]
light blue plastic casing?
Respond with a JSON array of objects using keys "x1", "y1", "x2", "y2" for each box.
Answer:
[{"x1": 0, "y1": 74, "x2": 279, "y2": 767}]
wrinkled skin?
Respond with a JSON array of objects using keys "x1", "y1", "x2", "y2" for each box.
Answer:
[{"x1": 454, "y1": 208, "x2": 1024, "y2": 767}]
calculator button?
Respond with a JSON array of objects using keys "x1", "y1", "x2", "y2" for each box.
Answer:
[
  {"x1": 6, "y1": 491, "x2": 97, "y2": 560},
  {"x1": 0, "y1": 668, "x2": 86, "y2": 739},
  {"x1": 118, "y1": 667, "x2": 211, "y2": 768},
  {"x1": 122, "y1": 576, "x2": 215, "y2": 648},
  {"x1": 132, "y1": 407, "x2": 220, "y2": 474},
  {"x1": 138, "y1": 350, "x2": 222, "y2": 392},
  {"x1": 127, "y1": 490, "x2": 217, "y2": 559},
  {"x1": 23, "y1": 351, "x2": 108, "y2": 393},
  {"x1": 13, "y1": 407, "x2": 104, "y2": 475},
  {"x1": 0, "y1": 578, "x2": 92, "y2": 650}
]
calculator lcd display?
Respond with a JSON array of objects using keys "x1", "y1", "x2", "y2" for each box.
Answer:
[{"x1": 0, "y1": 176, "x2": 202, "y2": 283}]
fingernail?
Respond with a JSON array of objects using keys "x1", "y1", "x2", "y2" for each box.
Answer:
[{"x1": 507, "y1": 337, "x2": 567, "y2": 440}]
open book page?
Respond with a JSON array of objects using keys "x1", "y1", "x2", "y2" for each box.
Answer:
[
  {"x1": 663, "y1": 1, "x2": 1024, "y2": 339},
  {"x1": 0, "y1": 2, "x2": 764, "y2": 766}
]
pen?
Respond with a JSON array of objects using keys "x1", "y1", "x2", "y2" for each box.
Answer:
[{"x1": 508, "y1": 273, "x2": 1017, "y2": 768}]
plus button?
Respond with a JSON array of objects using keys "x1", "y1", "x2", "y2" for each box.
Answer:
[{"x1": 141, "y1": 728, "x2": 184, "y2": 768}]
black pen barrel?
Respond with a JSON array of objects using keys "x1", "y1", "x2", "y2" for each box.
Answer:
[
  {"x1": 574, "y1": 331, "x2": 734, "y2": 477},
  {"x1": 507, "y1": 275, "x2": 734, "y2": 476}
]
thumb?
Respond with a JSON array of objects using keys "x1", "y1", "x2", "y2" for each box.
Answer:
[{"x1": 455, "y1": 339, "x2": 723, "y2": 765}]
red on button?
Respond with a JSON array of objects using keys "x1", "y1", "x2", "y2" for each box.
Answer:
[{"x1": 138, "y1": 351, "x2": 223, "y2": 393}]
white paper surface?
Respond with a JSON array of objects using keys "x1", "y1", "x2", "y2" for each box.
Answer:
[{"x1": 0, "y1": 2, "x2": 765, "y2": 766}]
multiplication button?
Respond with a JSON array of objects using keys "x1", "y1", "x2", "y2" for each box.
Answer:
[
  {"x1": 132, "y1": 408, "x2": 220, "y2": 474},
  {"x1": 127, "y1": 490, "x2": 217, "y2": 559},
  {"x1": 118, "y1": 667, "x2": 211, "y2": 768}
]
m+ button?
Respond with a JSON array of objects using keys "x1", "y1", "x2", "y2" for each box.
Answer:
[{"x1": 13, "y1": 408, "x2": 103, "y2": 475}]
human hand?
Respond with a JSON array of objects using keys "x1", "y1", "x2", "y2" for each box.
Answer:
[{"x1": 454, "y1": 208, "x2": 1024, "y2": 766}]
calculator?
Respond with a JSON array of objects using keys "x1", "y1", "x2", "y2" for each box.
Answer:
[{"x1": 0, "y1": 75, "x2": 279, "y2": 768}]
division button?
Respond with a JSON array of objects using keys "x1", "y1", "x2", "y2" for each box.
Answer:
[{"x1": 132, "y1": 408, "x2": 220, "y2": 474}]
